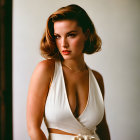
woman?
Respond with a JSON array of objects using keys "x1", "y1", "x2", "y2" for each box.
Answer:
[{"x1": 27, "y1": 4, "x2": 110, "y2": 140}]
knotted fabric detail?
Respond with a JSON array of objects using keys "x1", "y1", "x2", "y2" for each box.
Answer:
[{"x1": 72, "y1": 134, "x2": 96, "y2": 140}]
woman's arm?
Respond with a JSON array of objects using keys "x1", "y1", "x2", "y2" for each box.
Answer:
[
  {"x1": 26, "y1": 59, "x2": 54, "y2": 140},
  {"x1": 96, "y1": 112, "x2": 111, "y2": 140},
  {"x1": 92, "y1": 70, "x2": 111, "y2": 140}
]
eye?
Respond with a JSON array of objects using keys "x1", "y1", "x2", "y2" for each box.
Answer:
[
  {"x1": 67, "y1": 33, "x2": 77, "y2": 38},
  {"x1": 54, "y1": 35, "x2": 60, "y2": 39}
]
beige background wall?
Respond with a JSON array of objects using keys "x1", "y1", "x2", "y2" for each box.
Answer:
[{"x1": 13, "y1": 0, "x2": 140, "y2": 140}]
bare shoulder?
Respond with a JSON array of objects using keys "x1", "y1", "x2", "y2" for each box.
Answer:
[
  {"x1": 91, "y1": 70, "x2": 104, "y2": 83},
  {"x1": 91, "y1": 70, "x2": 105, "y2": 99},
  {"x1": 35, "y1": 59, "x2": 55, "y2": 77},
  {"x1": 27, "y1": 59, "x2": 55, "y2": 109},
  {"x1": 28, "y1": 59, "x2": 55, "y2": 93}
]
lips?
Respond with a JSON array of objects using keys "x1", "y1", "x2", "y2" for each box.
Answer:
[{"x1": 62, "y1": 50, "x2": 71, "y2": 55}]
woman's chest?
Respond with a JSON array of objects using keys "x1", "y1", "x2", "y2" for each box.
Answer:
[{"x1": 63, "y1": 71, "x2": 89, "y2": 117}]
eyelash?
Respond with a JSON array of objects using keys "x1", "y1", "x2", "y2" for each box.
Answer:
[
  {"x1": 54, "y1": 35, "x2": 60, "y2": 39},
  {"x1": 54, "y1": 34, "x2": 77, "y2": 39},
  {"x1": 68, "y1": 34, "x2": 76, "y2": 37}
]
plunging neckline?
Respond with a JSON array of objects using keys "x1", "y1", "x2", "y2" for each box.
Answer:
[{"x1": 60, "y1": 61, "x2": 90, "y2": 119}]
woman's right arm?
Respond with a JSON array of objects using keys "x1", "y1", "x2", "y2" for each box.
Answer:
[{"x1": 26, "y1": 59, "x2": 54, "y2": 140}]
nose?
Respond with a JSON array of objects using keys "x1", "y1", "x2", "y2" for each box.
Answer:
[{"x1": 61, "y1": 37, "x2": 68, "y2": 48}]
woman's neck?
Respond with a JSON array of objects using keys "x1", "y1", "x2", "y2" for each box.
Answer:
[{"x1": 61, "y1": 56, "x2": 87, "y2": 72}]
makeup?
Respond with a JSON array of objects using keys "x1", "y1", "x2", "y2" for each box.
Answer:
[{"x1": 62, "y1": 50, "x2": 71, "y2": 55}]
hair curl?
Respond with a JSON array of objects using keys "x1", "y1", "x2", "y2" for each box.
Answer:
[{"x1": 40, "y1": 4, "x2": 102, "y2": 60}]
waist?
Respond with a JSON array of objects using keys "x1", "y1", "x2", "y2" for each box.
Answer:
[
  {"x1": 48, "y1": 128, "x2": 76, "y2": 136},
  {"x1": 48, "y1": 128, "x2": 96, "y2": 140}
]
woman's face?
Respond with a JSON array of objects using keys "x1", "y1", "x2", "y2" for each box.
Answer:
[{"x1": 54, "y1": 20, "x2": 87, "y2": 60}]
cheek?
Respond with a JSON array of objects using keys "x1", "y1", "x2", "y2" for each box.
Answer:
[
  {"x1": 71, "y1": 38, "x2": 85, "y2": 49},
  {"x1": 55, "y1": 40, "x2": 59, "y2": 46},
  {"x1": 55, "y1": 41, "x2": 61, "y2": 50}
]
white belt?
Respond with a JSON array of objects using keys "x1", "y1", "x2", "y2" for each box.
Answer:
[{"x1": 72, "y1": 134, "x2": 96, "y2": 140}]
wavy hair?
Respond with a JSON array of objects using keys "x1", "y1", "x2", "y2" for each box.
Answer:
[{"x1": 40, "y1": 4, "x2": 102, "y2": 60}]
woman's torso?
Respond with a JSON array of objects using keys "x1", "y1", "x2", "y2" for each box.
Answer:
[{"x1": 44, "y1": 60, "x2": 104, "y2": 139}]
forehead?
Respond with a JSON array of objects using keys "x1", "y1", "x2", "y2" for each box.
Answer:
[{"x1": 54, "y1": 20, "x2": 81, "y2": 33}]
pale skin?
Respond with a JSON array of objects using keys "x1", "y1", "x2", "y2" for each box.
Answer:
[{"x1": 27, "y1": 20, "x2": 110, "y2": 140}]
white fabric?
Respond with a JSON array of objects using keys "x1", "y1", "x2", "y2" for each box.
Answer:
[
  {"x1": 48, "y1": 133, "x2": 99, "y2": 140},
  {"x1": 44, "y1": 61, "x2": 104, "y2": 139}
]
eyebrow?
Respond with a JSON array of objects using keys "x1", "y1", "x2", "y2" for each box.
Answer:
[{"x1": 54, "y1": 30, "x2": 78, "y2": 35}]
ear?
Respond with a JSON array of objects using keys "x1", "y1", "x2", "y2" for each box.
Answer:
[{"x1": 84, "y1": 29, "x2": 90, "y2": 40}]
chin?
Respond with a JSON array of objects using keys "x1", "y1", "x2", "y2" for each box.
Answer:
[{"x1": 62, "y1": 55, "x2": 73, "y2": 60}]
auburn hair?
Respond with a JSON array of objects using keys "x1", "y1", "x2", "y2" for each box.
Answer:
[{"x1": 40, "y1": 4, "x2": 102, "y2": 60}]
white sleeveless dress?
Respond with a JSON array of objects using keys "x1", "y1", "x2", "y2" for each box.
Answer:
[{"x1": 44, "y1": 61, "x2": 104, "y2": 140}]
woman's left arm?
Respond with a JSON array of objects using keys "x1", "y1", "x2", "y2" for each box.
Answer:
[
  {"x1": 92, "y1": 70, "x2": 111, "y2": 140},
  {"x1": 96, "y1": 112, "x2": 111, "y2": 140}
]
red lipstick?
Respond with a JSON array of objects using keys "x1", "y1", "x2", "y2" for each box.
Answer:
[{"x1": 62, "y1": 50, "x2": 71, "y2": 55}]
